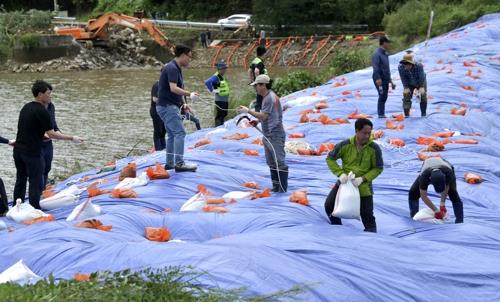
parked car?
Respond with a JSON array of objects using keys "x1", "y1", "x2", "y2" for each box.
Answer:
[{"x1": 217, "y1": 14, "x2": 252, "y2": 28}]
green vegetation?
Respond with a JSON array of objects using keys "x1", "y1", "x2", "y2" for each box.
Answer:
[
  {"x1": 328, "y1": 45, "x2": 377, "y2": 76},
  {"x1": 273, "y1": 71, "x2": 324, "y2": 97},
  {"x1": 18, "y1": 33, "x2": 42, "y2": 49},
  {"x1": 0, "y1": 267, "x2": 305, "y2": 302}
]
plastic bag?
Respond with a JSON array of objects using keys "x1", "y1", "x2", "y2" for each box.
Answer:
[
  {"x1": 75, "y1": 219, "x2": 112, "y2": 231},
  {"x1": 223, "y1": 191, "x2": 254, "y2": 201},
  {"x1": 119, "y1": 162, "x2": 137, "y2": 181},
  {"x1": 87, "y1": 182, "x2": 110, "y2": 197},
  {"x1": 413, "y1": 208, "x2": 445, "y2": 224},
  {"x1": 146, "y1": 162, "x2": 170, "y2": 180},
  {"x1": 7, "y1": 199, "x2": 48, "y2": 223},
  {"x1": 114, "y1": 172, "x2": 148, "y2": 189},
  {"x1": 288, "y1": 133, "x2": 305, "y2": 138},
  {"x1": 111, "y1": 188, "x2": 138, "y2": 198},
  {"x1": 194, "y1": 138, "x2": 211, "y2": 148},
  {"x1": 23, "y1": 215, "x2": 55, "y2": 225},
  {"x1": 243, "y1": 149, "x2": 259, "y2": 156},
  {"x1": 66, "y1": 199, "x2": 101, "y2": 222},
  {"x1": 250, "y1": 188, "x2": 272, "y2": 200},
  {"x1": 289, "y1": 190, "x2": 309, "y2": 206},
  {"x1": 0, "y1": 260, "x2": 41, "y2": 284},
  {"x1": 242, "y1": 181, "x2": 259, "y2": 189},
  {"x1": 0, "y1": 220, "x2": 7, "y2": 230},
  {"x1": 332, "y1": 172, "x2": 360, "y2": 219},
  {"x1": 389, "y1": 138, "x2": 406, "y2": 147},
  {"x1": 145, "y1": 227, "x2": 171, "y2": 242},
  {"x1": 464, "y1": 172, "x2": 483, "y2": 184},
  {"x1": 202, "y1": 205, "x2": 228, "y2": 213},
  {"x1": 223, "y1": 133, "x2": 249, "y2": 140},
  {"x1": 180, "y1": 192, "x2": 206, "y2": 212},
  {"x1": 40, "y1": 184, "x2": 83, "y2": 211}
]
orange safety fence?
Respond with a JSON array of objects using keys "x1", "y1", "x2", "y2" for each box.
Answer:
[
  {"x1": 225, "y1": 41, "x2": 243, "y2": 67},
  {"x1": 307, "y1": 35, "x2": 331, "y2": 66},
  {"x1": 243, "y1": 40, "x2": 259, "y2": 69},
  {"x1": 211, "y1": 43, "x2": 226, "y2": 68}
]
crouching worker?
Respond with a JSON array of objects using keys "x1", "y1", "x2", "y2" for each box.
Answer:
[
  {"x1": 237, "y1": 75, "x2": 288, "y2": 192},
  {"x1": 324, "y1": 118, "x2": 383, "y2": 232},
  {"x1": 398, "y1": 52, "x2": 427, "y2": 117},
  {"x1": 409, "y1": 157, "x2": 463, "y2": 223}
]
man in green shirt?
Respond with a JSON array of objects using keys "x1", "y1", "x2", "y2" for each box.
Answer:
[{"x1": 324, "y1": 118, "x2": 384, "y2": 232}]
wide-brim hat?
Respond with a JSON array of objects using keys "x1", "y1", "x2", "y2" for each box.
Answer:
[
  {"x1": 250, "y1": 74, "x2": 270, "y2": 86},
  {"x1": 400, "y1": 53, "x2": 416, "y2": 65}
]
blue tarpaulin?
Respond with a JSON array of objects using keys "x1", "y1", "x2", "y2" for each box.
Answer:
[{"x1": 1, "y1": 14, "x2": 500, "y2": 301}]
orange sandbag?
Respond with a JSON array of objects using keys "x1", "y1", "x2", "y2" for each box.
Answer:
[
  {"x1": 74, "y1": 273, "x2": 90, "y2": 282},
  {"x1": 23, "y1": 214, "x2": 55, "y2": 225},
  {"x1": 111, "y1": 188, "x2": 137, "y2": 198},
  {"x1": 425, "y1": 141, "x2": 445, "y2": 152},
  {"x1": 318, "y1": 114, "x2": 341, "y2": 125},
  {"x1": 75, "y1": 219, "x2": 112, "y2": 231},
  {"x1": 244, "y1": 149, "x2": 259, "y2": 156},
  {"x1": 242, "y1": 181, "x2": 259, "y2": 189},
  {"x1": 119, "y1": 162, "x2": 136, "y2": 181},
  {"x1": 315, "y1": 101, "x2": 329, "y2": 109},
  {"x1": 252, "y1": 138, "x2": 263, "y2": 145},
  {"x1": 223, "y1": 133, "x2": 250, "y2": 140},
  {"x1": 392, "y1": 114, "x2": 405, "y2": 122},
  {"x1": 194, "y1": 138, "x2": 211, "y2": 148},
  {"x1": 342, "y1": 90, "x2": 352, "y2": 95},
  {"x1": 432, "y1": 131, "x2": 455, "y2": 138},
  {"x1": 461, "y1": 85, "x2": 474, "y2": 91},
  {"x1": 417, "y1": 152, "x2": 441, "y2": 161},
  {"x1": 202, "y1": 205, "x2": 228, "y2": 213},
  {"x1": 145, "y1": 227, "x2": 171, "y2": 242},
  {"x1": 297, "y1": 149, "x2": 321, "y2": 156},
  {"x1": 197, "y1": 184, "x2": 212, "y2": 196},
  {"x1": 385, "y1": 120, "x2": 404, "y2": 130},
  {"x1": 215, "y1": 149, "x2": 225, "y2": 155},
  {"x1": 250, "y1": 188, "x2": 272, "y2": 200},
  {"x1": 389, "y1": 138, "x2": 405, "y2": 147},
  {"x1": 87, "y1": 182, "x2": 110, "y2": 197},
  {"x1": 42, "y1": 188, "x2": 56, "y2": 199},
  {"x1": 206, "y1": 197, "x2": 226, "y2": 205},
  {"x1": 334, "y1": 118, "x2": 350, "y2": 124},
  {"x1": 372, "y1": 130, "x2": 384, "y2": 139},
  {"x1": 450, "y1": 139, "x2": 479, "y2": 144},
  {"x1": 451, "y1": 107, "x2": 467, "y2": 116},
  {"x1": 348, "y1": 110, "x2": 371, "y2": 119},
  {"x1": 416, "y1": 136, "x2": 438, "y2": 145},
  {"x1": 289, "y1": 190, "x2": 309, "y2": 206},
  {"x1": 464, "y1": 172, "x2": 483, "y2": 184},
  {"x1": 146, "y1": 162, "x2": 170, "y2": 180},
  {"x1": 299, "y1": 113, "x2": 310, "y2": 123},
  {"x1": 288, "y1": 133, "x2": 305, "y2": 138},
  {"x1": 318, "y1": 143, "x2": 335, "y2": 154}
]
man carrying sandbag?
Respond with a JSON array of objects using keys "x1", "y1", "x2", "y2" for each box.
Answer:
[
  {"x1": 324, "y1": 118, "x2": 384, "y2": 232},
  {"x1": 408, "y1": 157, "x2": 463, "y2": 223}
]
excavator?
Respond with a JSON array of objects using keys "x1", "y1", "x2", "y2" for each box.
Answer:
[{"x1": 55, "y1": 13, "x2": 174, "y2": 54}]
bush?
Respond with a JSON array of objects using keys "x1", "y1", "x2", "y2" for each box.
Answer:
[
  {"x1": 328, "y1": 46, "x2": 375, "y2": 76},
  {"x1": 18, "y1": 33, "x2": 41, "y2": 49},
  {"x1": 273, "y1": 71, "x2": 324, "y2": 97}
]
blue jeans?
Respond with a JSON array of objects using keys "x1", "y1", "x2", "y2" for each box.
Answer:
[
  {"x1": 156, "y1": 104, "x2": 186, "y2": 165},
  {"x1": 374, "y1": 80, "x2": 389, "y2": 116}
]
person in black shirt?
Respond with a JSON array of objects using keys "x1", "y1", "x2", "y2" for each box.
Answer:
[
  {"x1": 408, "y1": 157, "x2": 464, "y2": 223},
  {"x1": 150, "y1": 80, "x2": 167, "y2": 151},
  {"x1": 248, "y1": 46, "x2": 268, "y2": 112},
  {"x1": 0, "y1": 135, "x2": 14, "y2": 215},
  {"x1": 41, "y1": 102, "x2": 60, "y2": 190},
  {"x1": 13, "y1": 80, "x2": 83, "y2": 209}
]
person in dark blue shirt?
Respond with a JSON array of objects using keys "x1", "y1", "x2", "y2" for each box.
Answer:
[
  {"x1": 41, "y1": 101, "x2": 60, "y2": 189},
  {"x1": 372, "y1": 36, "x2": 396, "y2": 118},
  {"x1": 156, "y1": 45, "x2": 200, "y2": 172},
  {"x1": 398, "y1": 52, "x2": 427, "y2": 117},
  {"x1": 150, "y1": 80, "x2": 166, "y2": 151}
]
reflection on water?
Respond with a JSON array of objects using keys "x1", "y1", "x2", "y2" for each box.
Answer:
[{"x1": 0, "y1": 67, "x2": 314, "y2": 197}]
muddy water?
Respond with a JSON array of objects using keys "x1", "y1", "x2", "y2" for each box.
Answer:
[{"x1": 0, "y1": 67, "x2": 314, "y2": 197}]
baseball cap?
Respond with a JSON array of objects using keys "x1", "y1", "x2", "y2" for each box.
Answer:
[
  {"x1": 430, "y1": 169, "x2": 446, "y2": 193},
  {"x1": 250, "y1": 74, "x2": 270, "y2": 86}
]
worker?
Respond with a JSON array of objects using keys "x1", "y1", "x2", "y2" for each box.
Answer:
[
  {"x1": 1, "y1": 135, "x2": 14, "y2": 215},
  {"x1": 205, "y1": 62, "x2": 230, "y2": 126},
  {"x1": 150, "y1": 79, "x2": 166, "y2": 151},
  {"x1": 206, "y1": 29, "x2": 211, "y2": 45},
  {"x1": 156, "y1": 45, "x2": 199, "y2": 172},
  {"x1": 181, "y1": 104, "x2": 201, "y2": 130},
  {"x1": 13, "y1": 80, "x2": 83, "y2": 209},
  {"x1": 237, "y1": 75, "x2": 288, "y2": 192},
  {"x1": 398, "y1": 52, "x2": 427, "y2": 117},
  {"x1": 200, "y1": 31, "x2": 207, "y2": 48},
  {"x1": 248, "y1": 46, "x2": 268, "y2": 112},
  {"x1": 408, "y1": 157, "x2": 464, "y2": 223},
  {"x1": 41, "y1": 96, "x2": 62, "y2": 190},
  {"x1": 324, "y1": 118, "x2": 384, "y2": 233},
  {"x1": 372, "y1": 36, "x2": 396, "y2": 118}
]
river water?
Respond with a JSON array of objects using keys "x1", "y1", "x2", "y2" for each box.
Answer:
[{"x1": 0, "y1": 67, "x2": 312, "y2": 197}]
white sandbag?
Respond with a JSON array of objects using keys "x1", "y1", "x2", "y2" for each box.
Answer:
[
  {"x1": 0, "y1": 260, "x2": 41, "y2": 284},
  {"x1": 332, "y1": 172, "x2": 361, "y2": 219},
  {"x1": 66, "y1": 199, "x2": 101, "y2": 222},
  {"x1": 285, "y1": 140, "x2": 311, "y2": 154},
  {"x1": 284, "y1": 95, "x2": 327, "y2": 109},
  {"x1": 222, "y1": 191, "x2": 253, "y2": 201},
  {"x1": 114, "y1": 172, "x2": 149, "y2": 190},
  {"x1": 6, "y1": 199, "x2": 48, "y2": 223},
  {"x1": 180, "y1": 192, "x2": 206, "y2": 212},
  {"x1": 207, "y1": 128, "x2": 228, "y2": 136},
  {"x1": 413, "y1": 208, "x2": 445, "y2": 224},
  {"x1": 40, "y1": 194, "x2": 79, "y2": 211},
  {"x1": 0, "y1": 220, "x2": 7, "y2": 230}
]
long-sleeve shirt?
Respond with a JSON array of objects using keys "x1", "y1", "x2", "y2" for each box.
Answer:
[
  {"x1": 0, "y1": 136, "x2": 9, "y2": 144},
  {"x1": 372, "y1": 47, "x2": 391, "y2": 83},
  {"x1": 398, "y1": 63, "x2": 426, "y2": 89}
]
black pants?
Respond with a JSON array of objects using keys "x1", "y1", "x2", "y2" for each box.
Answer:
[
  {"x1": 215, "y1": 101, "x2": 228, "y2": 126},
  {"x1": 183, "y1": 112, "x2": 201, "y2": 130},
  {"x1": 41, "y1": 140, "x2": 53, "y2": 190},
  {"x1": 150, "y1": 105, "x2": 166, "y2": 150},
  {"x1": 374, "y1": 80, "x2": 389, "y2": 117},
  {"x1": 254, "y1": 94, "x2": 264, "y2": 112},
  {"x1": 0, "y1": 177, "x2": 8, "y2": 215},
  {"x1": 408, "y1": 175, "x2": 464, "y2": 223},
  {"x1": 324, "y1": 183, "x2": 377, "y2": 231},
  {"x1": 13, "y1": 149, "x2": 44, "y2": 209},
  {"x1": 201, "y1": 40, "x2": 207, "y2": 48}
]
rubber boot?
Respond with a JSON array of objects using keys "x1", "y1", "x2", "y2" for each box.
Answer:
[
  {"x1": 276, "y1": 169, "x2": 288, "y2": 193},
  {"x1": 420, "y1": 101, "x2": 427, "y2": 117},
  {"x1": 452, "y1": 200, "x2": 464, "y2": 223},
  {"x1": 409, "y1": 199, "x2": 419, "y2": 218},
  {"x1": 270, "y1": 169, "x2": 280, "y2": 192},
  {"x1": 404, "y1": 108, "x2": 410, "y2": 118}
]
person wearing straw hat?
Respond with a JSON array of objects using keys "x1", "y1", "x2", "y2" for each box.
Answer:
[
  {"x1": 204, "y1": 61, "x2": 230, "y2": 126},
  {"x1": 398, "y1": 52, "x2": 427, "y2": 117}
]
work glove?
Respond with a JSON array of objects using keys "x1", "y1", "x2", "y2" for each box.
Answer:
[
  {"x1": 72, "y1": 136, "x2": 84, "y2": 144},
  {"x1": 418, "y1": 87, "x2": 426, "y2": 95},
  {"x1": 190, "y1": 92, "x2": 200, "y2": 102},
  {"x1": 211, "y1": 88, "x2": 220, "y2": 95},
  {"x1": 352, "y1": 177, "x2": 364, "y2": 187},
  {"x1": 434, "y1": 210, "x2": 445, "y2": 220},
  {"x1": 403, "y1": 88, "x2": 411, "y2": 95},
  {"x1": 338, "y1": 173, "x2": 348, "y2": 184},
  {"x1": 8, "y1": 139, "x2": 15, "y2": 146},
  {"x1": 237, "y1": 106, "x2": 249, "y2": 114}
]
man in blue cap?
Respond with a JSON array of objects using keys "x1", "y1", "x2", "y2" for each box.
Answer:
[
  {"x1": 372, "y1": 36, "x2": 396, "y2": 118},
  {"x1": 408, "y1": 157, "x2": 464, "y2": 223},
  {"x1": 205, "y1": 62, "x2": 230, "y2": 126}
]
